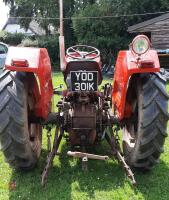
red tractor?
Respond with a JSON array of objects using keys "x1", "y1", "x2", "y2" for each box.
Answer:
[{"x1": 0, "y1": 1, "x2": 168, "y2": 186}]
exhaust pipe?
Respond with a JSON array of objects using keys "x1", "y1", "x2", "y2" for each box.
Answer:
[{"x1": 59, "y1": 0, "x2": 66, "y2": 71}]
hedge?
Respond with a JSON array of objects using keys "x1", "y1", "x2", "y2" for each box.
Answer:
[
  {"x1": 0, "y1": 31, "x2": 60, "y2": 71},
  {"x1": 0, "y1": 31, "x2": 25, "y2": 46},
  {"x1": 21, "y1": 36, "x2": 60, "y2": 70}
]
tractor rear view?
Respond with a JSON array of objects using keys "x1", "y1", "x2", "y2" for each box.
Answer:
[{"x1": 0, "y1": 0, "x2": 168, "y2": 186}]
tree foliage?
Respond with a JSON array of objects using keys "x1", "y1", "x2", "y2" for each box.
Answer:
[
  {"x1": 0, "y1": 31, "x2": 25, "y2": 45},
  {"x1": 73, "y1": 0, "x2": 169, "y2": 63},
  {"x1": 3, "y1": 0, "x2": 59, "y2": 35},
  {"x1": 3, "y1": 0, "x2": 169, "y2": 64}
]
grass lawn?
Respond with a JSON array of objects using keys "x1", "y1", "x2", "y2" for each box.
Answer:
[{"x1": 0, "y1": 72, "x2": 169, "y2": 200}]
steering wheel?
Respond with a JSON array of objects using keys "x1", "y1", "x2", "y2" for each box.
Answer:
[{"x1": 66, "y1": 45, "x2": 100, "y2": 60}]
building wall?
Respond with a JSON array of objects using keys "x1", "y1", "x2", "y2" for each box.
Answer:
[
  {"x1": 4, "y1": 24, "x2": 34, "y2": 36},
  {"x1": 130, "y1": 18, "x2": 169, "y2": 49},
  {"x1": 151, "y1": 31, "x2": 169, "y2": 49}
]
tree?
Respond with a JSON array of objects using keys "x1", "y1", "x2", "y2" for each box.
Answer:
[
  {"x1": 3, "y1": 0, "x2": 169, "y2": 64},
  {"x1": 73, "y1": 2, "x2": 129, "y2": 64},
  {"x1": 4, "y1": 0, "x2": 60, "y2": 35},
  {"x1": 3, "y1": 0, "x2": 15, "y2": 15},
  {"x1": 73, "y1": 0, "x2": 169, "y2": 64},
  {"x1": 3, "y1": 0, "x2": 98, "y2": 36}
]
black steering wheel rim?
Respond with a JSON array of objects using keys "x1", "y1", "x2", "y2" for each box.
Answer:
[{"x1": 66, "y1": 45, "x2": 100, "y2": 60}]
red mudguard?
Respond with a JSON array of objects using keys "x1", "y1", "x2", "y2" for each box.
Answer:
[
  {"x1": 112, "y1": 50, "x2": 160, "y2": 120},
  {"x1": 5, "y1": 47, "x2": 53, "y2": 119}
]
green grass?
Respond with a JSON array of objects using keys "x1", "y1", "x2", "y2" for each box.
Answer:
[{"x1": 0, "y1": 73, "x2": 169, "y2": 200}]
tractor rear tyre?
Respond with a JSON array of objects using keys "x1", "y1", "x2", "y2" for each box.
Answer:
[
  {"x1": 0, "y1": 71, "x2": 42, "y2": 170},
  {"x1": 123, "y1": 72, "x2": 169, "y2": 170}
]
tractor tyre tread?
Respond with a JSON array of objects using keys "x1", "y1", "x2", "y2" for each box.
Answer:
[
  {"x1": 0, "y1": 71, "x2": 39, "y2": 170},
  {"x1": 125, "y1": 72, "x2": 169, "y2": 170}
]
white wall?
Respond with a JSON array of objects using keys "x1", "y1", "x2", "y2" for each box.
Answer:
[
  {"x1": 0, "y1": 1, "x2": 9, "y2": 30},
  {"x1": 4, "y1": 24, "x2": 34, "y2": 35}
]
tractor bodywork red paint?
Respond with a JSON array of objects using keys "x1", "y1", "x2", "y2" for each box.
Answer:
[
  {"x1": 112, "y1": 50, "x2": 160, "y2": 120},
  {"x1": 5, "y1": 47, "x2": 53, "y2": 119}
]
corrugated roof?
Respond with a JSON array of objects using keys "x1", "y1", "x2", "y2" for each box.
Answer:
[{"x1": 128, "y1": 13, "x2": 169, "y2": 32}]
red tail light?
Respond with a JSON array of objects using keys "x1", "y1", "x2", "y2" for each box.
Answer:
[
  {"x1": 140, "y1": 60, "x2": 154, "y2": 68},
  {"x1": 11, "y1": 59, "x2": 29, "y2": 67}
]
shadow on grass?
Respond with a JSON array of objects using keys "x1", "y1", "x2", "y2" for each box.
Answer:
[
  {"x1": 133, "y1": 160, "x2": 169, "y2": 200},
  {"x1": 8, "y1": 142, "x2": 169, "y2": 200}
]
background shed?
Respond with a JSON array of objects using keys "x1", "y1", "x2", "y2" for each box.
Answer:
[{"x1": 128, "y1": 13, "x2": 169, "y2": 50}]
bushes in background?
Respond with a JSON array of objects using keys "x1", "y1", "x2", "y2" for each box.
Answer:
[
  {"x1": 0, "y1": 31, "x2": 60, "y2": 71},
  {"x1": 21, "y1": 36, "x2": 60, "y2": 70},
  {"x1": 20, "y1": 38, "x2": 39, "y2": 47},
  {"x1": 0, "y1": 31, "x2": 25, "y2": 46},
  {"x1": 38, "y1": 36, "x2": 59, "y2": 68}
]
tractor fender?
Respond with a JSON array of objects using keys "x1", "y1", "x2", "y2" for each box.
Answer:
[
  {"x1": 5, "y1": 47, "x2": 53, "y2": 119},
  {"x1": 112, "y1": 50, "x2": 160, "y2": 120}
]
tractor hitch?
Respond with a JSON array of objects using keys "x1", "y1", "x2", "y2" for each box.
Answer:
[
  {"x1": 41, "y1": 126, "x2": 64, "y2": 187},
  {"x1": 105, "y1": 127, "x2": 137, "y2": 186},
  {"x1": 42, "y1": 112, "x2": 60, "y2": 125},
  {"x1": 116, "y1": 151, "x2": 136, "y2": 186},
  {"x1": 68, "y1": 151, "x2": 109, "y2": 171},
  {"x1": 67, "y1": 151, "x2": 109, "y2": 160}
]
